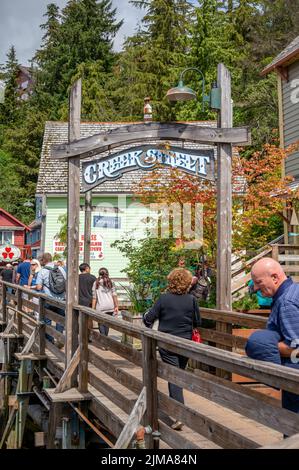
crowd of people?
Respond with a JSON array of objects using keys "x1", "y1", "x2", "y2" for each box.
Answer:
[{"x1": 1, "y1": 253, "x2": 299, "y2": 433}]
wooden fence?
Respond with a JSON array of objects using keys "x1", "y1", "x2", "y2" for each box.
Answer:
[{"x1": 1, "y1": 281, "x2": 299, "y2": 449}]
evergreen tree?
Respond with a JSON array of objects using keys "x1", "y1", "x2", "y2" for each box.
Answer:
[
  {"x1": 113, "y1": 0, "x2": 193, "y2": 121},
  {"x1": 0, "y1": 46, "x2": 20, "y2": 125}
]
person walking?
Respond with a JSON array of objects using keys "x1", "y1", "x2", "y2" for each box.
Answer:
[
  {"x1": 246, "y1": 257, "x2": 299, "y2": 421},
  {"x1": 24, "y1": 259, "x2": 42, "y2": 318},
  {"x1": 92, "y1": 268, "x2": 119, "y2": 337},
  {"x1": 143, "y1": 268, "x2": 201, "y2": 430},
  {"x1": 36, "y1": 253, "x2": 66, "y2": 345},
  {"x1": 79, "y1": 263, "x2": 96, "y2": 339}
]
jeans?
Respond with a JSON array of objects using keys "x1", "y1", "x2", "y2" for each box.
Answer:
[
  {"x1": 98, "y1": 311, "x2": 114, "y2": 336},
  {"x1": 246, "y1": 329, "x2": 299, "y2": 414},
  {"x1": 159, "y1": 348, "x2": 189, "y2": 404}
]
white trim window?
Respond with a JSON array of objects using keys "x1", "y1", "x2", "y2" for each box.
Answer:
[{"x1": 0, "y1": 231, "x2": 14, "y2": 244}]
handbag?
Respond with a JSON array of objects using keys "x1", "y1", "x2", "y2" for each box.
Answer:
[{"x1": 192, "y1": 329, "x2": 202, "y2": 343}]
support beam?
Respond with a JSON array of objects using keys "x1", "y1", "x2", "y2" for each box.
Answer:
[
  {"x1": 83, "y1": 191, "x2": 92, "y2": 264},
  {"x1": 114, "y1": 387, "x2": 146, "y2": 449},
  {"x1": 66, "y1": 78, "x2": 81, "y2": 378},
  {"x1": 54, "y1": 347, "x2": 80, "y2": 394}
]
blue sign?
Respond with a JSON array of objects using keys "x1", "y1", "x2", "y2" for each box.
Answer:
[{"x1": 93, "y1": 216, "x2": 121, "y2": 229}]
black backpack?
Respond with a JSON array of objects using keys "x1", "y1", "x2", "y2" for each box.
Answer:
[{"x1": 45, "y1": 266, "x2": 66, "y2": 295}]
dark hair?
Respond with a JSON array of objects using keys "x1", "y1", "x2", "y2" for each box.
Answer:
[
  {"x1": 79, "y1": 263, "x2": 90, "y2": 273},
  {"x1": 96, "y1": 267, "x2": 112, "y2": 289}
]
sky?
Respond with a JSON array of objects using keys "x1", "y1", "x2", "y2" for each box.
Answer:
[{"x1": 0, "y1": 0, "x2": 144, "y2": 66}]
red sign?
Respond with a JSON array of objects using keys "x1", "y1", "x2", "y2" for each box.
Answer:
[
  {"x1": 53, "y1": 234, "x2": 104, "y2": 260},
  {"x1": 0, "y1": 244, "x2": 21, "y2": 262}
]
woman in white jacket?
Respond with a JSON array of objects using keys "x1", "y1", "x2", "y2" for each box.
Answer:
[{"x1": 92, "y1": 267, "x2": 119, "y2": 336}]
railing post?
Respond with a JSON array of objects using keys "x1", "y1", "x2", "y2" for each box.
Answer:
[
  {"x1": 17, "y1": 288, "x2": 23, "y2": 335},
  {"x1": 142, "y1": 334, "x2": 159, "y2": 449},
  {"x1": 78, "y1": 310, "x2": 89, "y2": 393},
  {"x1": 1, "y1": 282, "x2": 7, "y2": 324},
  {"x1": 38, "y1": 297, "x2": 46, "y2": 356},
  {"x1": 271, "y1": 244, "x2": 279, "y2": 261}
]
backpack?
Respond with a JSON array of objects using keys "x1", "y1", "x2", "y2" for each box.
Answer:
[{"x1": 45, "y1": 266, "x2": 66, "y2": 295}]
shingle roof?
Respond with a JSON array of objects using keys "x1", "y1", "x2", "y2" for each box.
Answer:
[
  {"x1": 37, "y1": 120, "x2": 221, "y2": 195},
  {"x1": 261, "y1": 35, "x2": 299, "y2": 75}
]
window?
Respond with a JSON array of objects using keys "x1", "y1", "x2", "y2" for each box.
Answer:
[{"x1": 0, "y1": 231, "x2": 13, "y2": 244}]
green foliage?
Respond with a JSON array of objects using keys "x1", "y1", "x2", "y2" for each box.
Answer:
[
  {"x1": 112, "y1": 235, "x2": 200, "y2": 302},
  {"x1": 120, "y1": 284, "x2": 149, "y2": 314},
  {"x1": 233, "y1": 291, "x2": 259, "y2": 312}
]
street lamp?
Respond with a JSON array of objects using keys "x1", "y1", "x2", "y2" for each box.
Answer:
[{"x1": 166, "y1": 67, "x2": 221, "y2": 111}]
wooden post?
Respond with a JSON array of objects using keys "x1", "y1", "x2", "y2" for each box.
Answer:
[
  {"x1": 66, "y1": 78, "x2": 81, "y2": 376},
  {"x1": 78, "y1": 310, "x2": 89, "y2": 393},
  {"x1": 84, "y1": 191, "x2": 92, "y2": 264},
  {"x1": 38, "y1": 297, "x2": 46, "y2": 356},
  {"x1": 271, "y1": 244, "x2": 279, "y2": 261},
  {"x1": 40, "y1": 194, "x2": 47, "y2": 253},
  {"x1": 216, "y1": 63, "x2": 232, "y2": 379},
  {"x1": 16, "y1": 289, "x2": 23, "y2": 336},
  {"x1": 142, "y1": 335, "x2": 159, "y2": 449},
  {"x1": 2, "y1": 282, "x2": 7, "y2": 324}
]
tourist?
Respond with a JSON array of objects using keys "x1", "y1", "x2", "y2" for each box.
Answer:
[
  {"x1": 245, "y1": 258, "x2": 299, "y2": 419},
  {"x1": 0, "y1": 264, "x2": 14, "y2": 296},
  {"x1": 92, "y1": 267, "x2": 119, "y2": 337},
  {"x1": 16, "y1": 257, "x2": 31, "y2": 286},
  {"x1": 36, "y1": 253, "x2": 66, "y2": 345},
  {"x1": 24, "y1": 259, "x2": 42, "y2": 318},
  {"x1": 143, "y1": 268, "x2": 201, "y2": 430},
  {"x1": 79, "y1": 263, "x2": 96, "y2": 339}
]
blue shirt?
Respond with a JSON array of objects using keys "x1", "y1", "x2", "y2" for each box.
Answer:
[
  {"x1": 16, "y1": 261, "x2": 31, "y2": 286},
  {"x1": 267, "y1": 278, "x2": 299, "y2": 347}
]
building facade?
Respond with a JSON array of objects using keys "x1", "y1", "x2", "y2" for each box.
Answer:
[{"x1": 0, "y1": 208, "x2": 30, "y2": 262}]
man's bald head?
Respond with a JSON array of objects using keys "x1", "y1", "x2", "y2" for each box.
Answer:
[{"x1": 251, "y1": 257, "x2": 287, "y2": 297}]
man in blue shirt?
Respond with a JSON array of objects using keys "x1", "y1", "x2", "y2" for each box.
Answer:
[
  {"x1": 16, "y1": 259, "x2": 31, "y2": 286},
  {"x1": 246, "y1": 257, "x2": 299, "y2": 417}
]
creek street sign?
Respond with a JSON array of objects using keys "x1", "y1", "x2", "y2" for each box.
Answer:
[{"x1": 82, "y1": 145, "x2": 215, "y2": 191}]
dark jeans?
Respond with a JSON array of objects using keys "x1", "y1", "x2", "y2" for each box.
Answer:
[
  {"x1": 159, "y1": 347, "x2": 189, "y2": 404},
  {"x1": 246, "y1": 329, "x2": 299, "y2": 414},
  {"x1": 45, "y1": 303, "x2": 65, "y2": 343},
  {"x1": 98, "y1": 311, "x2": 114, "y2": 336}
]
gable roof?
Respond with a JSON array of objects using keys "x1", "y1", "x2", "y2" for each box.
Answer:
[
  {"x1": 0, "y1": 207, "x2": 30, "y2": 231},
  {"x1": 262, "y1": 35, "x2": 299, "y2": 76}
]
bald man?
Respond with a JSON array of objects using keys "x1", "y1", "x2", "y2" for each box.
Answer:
[{"x1": 246, "y1": 257, "x2": 299, "y2": 417}]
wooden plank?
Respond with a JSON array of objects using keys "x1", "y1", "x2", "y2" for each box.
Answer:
[
  {"x1": 1, "y1": 282, "x2": 7, "y2": 324},
  {"x1": 38, "y1": 298, "x2": 46, "y2": 355},
  {"x1": 282, "y1": 266, "x2": 299, "y2": 273},
  {"x1": 45, "y1": 387, "x2": 91, "y2": 403},
  {"x1": 158, "y1": 392, "x2": 259, "y2": 449},
  {"x1": 216, "y1": 63, "x2": 233, "y2": 378},
  {"x1": 199, "y1": 327, "x2": 247, "y2": 349},
  {"x1": 45, "y1": 325, "x2": 65, "y2": 344},
  {"x1": 200, "y1": 307, "x2": 267, "y2": 328},
  {"x1": 16, "y1": 289, "x2": 23, "y2": 335},
  {"x1": 78, "y1": 311, "x2": 89, "y2": 393},
  {"x1": 89, "y1": 330, "x2": 143, "y2": 367},
  {"x1": 44, "y1": 307, "x2": 66, "y2": 326},
  {"x1": 54, "y1": 346, "x2": 80, "y2": 394},
  {"x1": 66, "y1": 78, "x2": 81, "y2": 377},
  {"x1": 15, "y1": 353, "x2": 47, "y2": 361},
  {"x1": 278, "y1": 255, "x2": 299, "y2": 261},
  {"x1": 83, "y1": 191, "x2": 92, "y2": 263},
  {"x1": 51, "y1": 123, "x2": 251, "y2": 160},
  {"x1": 261, "y1": 433, "x2": 299, "y2": 449},
  {"x1": 34, "y1": 432, "x2": 45, "y2": 447},
  {"x1": 114, "y1": 387, "x2": 146, "y2": 449},
  {"x1": 20, "y1": 326, "x2": 39, "y2": 355},
  {"x1": 142, "y1": 336, "x2": 158, "y2": 449},
  {"x1": 142, "y1": 329, "x2": 299, "y2": 394},
  {"x1": 158, "y1": 421, "x2": 201, "y2": 449},
  {"x1": 158, "y1": 363, "x2": 299, "y2": 437}
]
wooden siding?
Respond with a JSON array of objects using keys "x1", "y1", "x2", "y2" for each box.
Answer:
[
  {"x1": 45, "y1": 195, "x2": 149, "y2": 278},
  {"x1": 282, "y1": 61, "x2": 299, "y2": 179}
]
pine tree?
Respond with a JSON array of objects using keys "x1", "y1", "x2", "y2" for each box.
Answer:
[
  {"x1": 113, "y1": 0, "x2": 194, "y2": 121},
  {"x1": 0, "y1": 46, "x2": 20, "y2": 125}
]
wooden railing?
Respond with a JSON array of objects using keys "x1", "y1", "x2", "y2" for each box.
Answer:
[{"x1": 1, "y1": 281, "x2": 299, "y2": 449}]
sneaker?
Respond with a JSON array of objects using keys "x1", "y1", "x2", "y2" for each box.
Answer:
[{"x1": 171, "y1": 420, "x2": 184, "y2": 431}]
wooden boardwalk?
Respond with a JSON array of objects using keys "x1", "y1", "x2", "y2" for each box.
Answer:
[{"x1": 0, "y1": 282, "x2": 299, "y2": 449}]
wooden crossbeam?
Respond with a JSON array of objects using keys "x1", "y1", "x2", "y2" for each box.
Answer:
[
  {"x1": 51, "y1": 123, "x2": 251, "y2": 160},
  {"x1": 54, "y1": 347, "x2": 80, "y2": 394},
  {"x1": 20, "y1": 326, "x2": 39, "y2": 355},
  {"x1": 0, "y1": 408, "x2": 17, "y2": 449},
  {"x1": 114, "y1": 386, "x2": 146, "y2": 449}
]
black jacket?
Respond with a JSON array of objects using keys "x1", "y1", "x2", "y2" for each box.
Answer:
[{"x1": 144, "y1": 292, "x2": 201, "y2": 339}]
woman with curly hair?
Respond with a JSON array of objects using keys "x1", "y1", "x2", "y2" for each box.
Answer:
[{"x1": 143, "y1": 268, "x2": 201, "y2": 430}]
